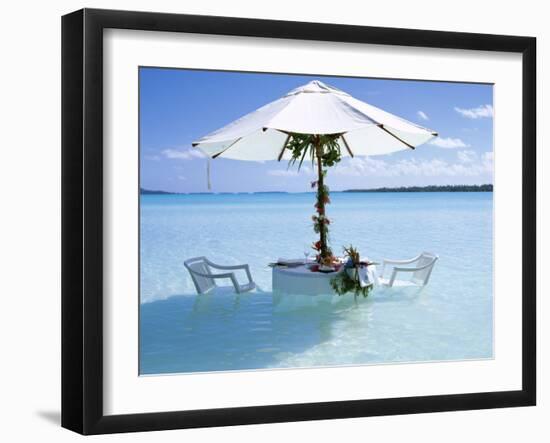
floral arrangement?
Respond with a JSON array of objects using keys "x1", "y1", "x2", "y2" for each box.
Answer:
[
  {"x1": 330, "y1": 245, "x2": 373, "y2": 297},
  {"x1": 343, "y1": 245, "x2": 361, "y2": 266}
]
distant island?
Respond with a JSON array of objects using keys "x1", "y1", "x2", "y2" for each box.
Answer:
[
  {"x1": 343, "y1": 184, "x2": 493, "y2": 193},
  {"x1": 140, "y1": 188, "x2": 176, "y2": 195},
  {"x1": 140, "y1": 188, "x2": 290, "y2": 195}
]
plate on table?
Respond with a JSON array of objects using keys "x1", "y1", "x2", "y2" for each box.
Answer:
[{"x1": 276, "y1": 258, "x2": 304, "y2": 268}]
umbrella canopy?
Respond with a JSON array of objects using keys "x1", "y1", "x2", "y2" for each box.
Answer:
[{"x1": 192, "y1": 80, "x2": 438, "y2": 160}]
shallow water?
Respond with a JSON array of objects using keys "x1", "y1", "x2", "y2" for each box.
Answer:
[{"x1": 140, "y1": 192, "x2": 493, "y2": 374}]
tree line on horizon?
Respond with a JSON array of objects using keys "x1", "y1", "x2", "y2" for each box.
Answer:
[{"x1": 343, "y1": 184, "x2": 493, "y2": 193}]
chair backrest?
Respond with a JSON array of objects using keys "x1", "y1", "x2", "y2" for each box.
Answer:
[
  {"x1": 184, "y1": 257, "x2": 215, "y2": 294},
  {"x1": 411, "y1": 252, "x2": 438, "y2": 285}
]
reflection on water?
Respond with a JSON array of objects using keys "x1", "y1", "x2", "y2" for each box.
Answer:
[
  {"x1": 141, "y1": 290, "x2": 350, "y2": 374},
  {"x1": 139, "y1": 284, "x2": 491, "y2": 375}
]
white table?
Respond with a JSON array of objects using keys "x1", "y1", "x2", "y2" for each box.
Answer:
[{"x1": 272, "y1": 261, "x2": 378, "y2": 296}]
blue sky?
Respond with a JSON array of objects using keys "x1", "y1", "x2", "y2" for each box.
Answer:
[{"x1": 140, "y1": 68, "x2": 493, "y2": 193}]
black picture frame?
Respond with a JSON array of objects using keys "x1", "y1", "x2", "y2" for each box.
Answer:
[{"x1": 62, "y1": 8, "x2": 536, "y2": 435}]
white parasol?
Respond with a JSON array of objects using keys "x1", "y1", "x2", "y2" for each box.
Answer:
[{"x1": 192, "y1": 80, "x2": 437, "y2": 161}]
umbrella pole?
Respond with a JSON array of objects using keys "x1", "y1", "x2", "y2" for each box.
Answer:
[{"x1": 315, "y1": 136, "x2": 329, "y2": 262}]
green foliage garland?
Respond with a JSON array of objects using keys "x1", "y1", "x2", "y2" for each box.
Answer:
[
  {"x1": 330, "y1": 268, "x2": 373, "y2": 298},
  {"x1": 330, "y1": 245, "x2": 373, "y2": 297},
  {"x1": 285, "y1": 133, "x2": 343, "y2": 170},
  {"x1": 283, "y1": 133, "x2": 342, "y2": 263}
]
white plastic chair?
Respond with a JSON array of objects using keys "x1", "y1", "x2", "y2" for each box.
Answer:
[
  {"x1": 379, "y1": 252, "x2": 438, "y2": 287},
  {"x1": 184, "y1": 256, "x2": 256, "y2": 294}
]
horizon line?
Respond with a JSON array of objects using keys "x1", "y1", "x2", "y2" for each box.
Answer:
[{"x1": 140, "y1": 184, "x2": 494, "y2": 195}]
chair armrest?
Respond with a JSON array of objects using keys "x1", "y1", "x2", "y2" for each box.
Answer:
[
  {"x1": 206, "y1": 261, "x2": 253, "y2": 283},
  {"x1": 381, "y1": 255, "x2": 421, "y2": 278},
  {"x1": 192, "y1": 270, "x2": 241, "y2": 292},
  {"x1": 388, "y1": 261, "x2": 435, "y2": 286},
  {"x1": 207, "y1": 262, "x2": 248, "y2": 271},
  {"x1": 393, "y1": 261, "x2": 435, "y2": 273},
  {"x1": 190, "y1": 270, "x2": 236, "y2": 280},
  {"x1": 382, "y1": 255, "x2": 421, "y2": 266}
]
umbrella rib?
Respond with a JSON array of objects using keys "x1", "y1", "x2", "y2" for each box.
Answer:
[
  {"x1": 211, "y1": 137, "x2": 243, "y2": 159},
  {"x1": 340, "y1": 135, "x2": 354, "y2": 157},
  {"x1": 378, "y1": 124, "x2": 415, "y2": 150}
]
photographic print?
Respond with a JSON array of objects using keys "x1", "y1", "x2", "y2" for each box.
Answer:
[{"x1": 139, "y1": 68, "x2": 494, "y2": 376}]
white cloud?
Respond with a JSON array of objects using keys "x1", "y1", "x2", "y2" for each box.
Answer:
[
  {"x1": 454, "y1": 104, "x2": 494, "y2": 119},
  {"x1": 268, "y1": 166, "x2": 313, "y2": 177},
  {"x1": 429, "y1": 137, "x2": 470, "y2": 149},
  {"x1": 457, "y1": 150, "x2": 477, "y2": 163},
  {"x1": 162, "y1": 148, "x2": 206, "y2": 160},
  {"x1": 268, "y1": 170, "x2": 299, "y2": 177},
  {"x1": 417, "y1": 110, "x2": 429, "y2": 121},
  {"x1": 144, "y1": 155, "x2": 161, "y2": 161},
  {"x1": 332, "y1": 153, "x2": 493, "y2": 179}
]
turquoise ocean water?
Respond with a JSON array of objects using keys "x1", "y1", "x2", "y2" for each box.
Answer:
[{"x1": 139, "y1": 192, "x2": 493, "y2": 374}]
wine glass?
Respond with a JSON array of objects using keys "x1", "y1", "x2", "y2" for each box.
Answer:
[{"x1": 303, "y1": 248, "x2": 310, "y2": 264}]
